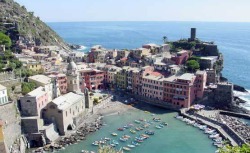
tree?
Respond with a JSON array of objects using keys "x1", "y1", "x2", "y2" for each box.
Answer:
[
  {"x1": 163, "y1": 36, "x2": 168, "y2": 44},
  {"x1": 8, "y1": 62, "x2": 16, "y2": 70},
  {"x1": 219, "y1": 144, "x2": 250, "y2": 153},
  {"x1": 21, "y1": 82, "x2": 36, "y2": 95},
  {"x1": 0, "y1": 32, "x2": 11, "y2": 48},
  {"x1": 186, "y1": 60, "x2": 200, "y2": 72},
  {"x1": 93, "y1": 98, "x2": 99, "y2": 105}
]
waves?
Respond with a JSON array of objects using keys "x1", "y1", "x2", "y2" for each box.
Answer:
[
  {"x1": 76, "y1": 45, "x2": 87, "y2": 51},
  {"x1": 234, "y1": 90, "x2": 250, "y2": 110}
]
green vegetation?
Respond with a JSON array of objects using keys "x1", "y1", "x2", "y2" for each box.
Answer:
[
  {"x1": 93, "y1": 98, "x2": 99, "y2": 105},
  {"x1": 0, "y1": 0, "x2": 69, "y2": 50},
  {"x1": 0, "y1": 32, "x2": 11, "y2": 48},
  {"x1": 21, "y1": 82, "x2": 36, "y2": 95},
  {"x1": 98, "y1": 145, "x2": 123, "y2": 153},
  {"x1": 0, "y1": 50, "x2": 22, "y2": 71},
  {"x1": 186, "y1": 60, "x2": 200, "y2": 72},
  {"x1": 219, "y1": 144, "x2": 250, "y2": 153}
]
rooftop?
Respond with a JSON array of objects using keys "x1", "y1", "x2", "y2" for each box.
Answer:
[
  {"x1": 52, "y1": 92, "x2": 84, "y2": 110},
  {"x1": 178, "y1": 73, "x2": 195, "y2": 81},
  {"x1": 29, "y1": 75, "x2": 51, "y2": 85},
  {"x1": 27, "y1": 87, "x2": 46, "y2": 97}
]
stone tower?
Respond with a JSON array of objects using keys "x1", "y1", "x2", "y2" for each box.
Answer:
[
  {"x1": 66, "y1": 58, "x2": 80, "y2": 93},
  {"x1": 84, "y1": 87, "x2": 93, "y2": 108},
  {"x1": 190, "y1": 28, "x2": 196, "y2": 41}
]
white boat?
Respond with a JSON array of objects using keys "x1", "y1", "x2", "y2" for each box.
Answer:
[
  {"x1": 205, "y1": 129, "x2": 216, "y2": 134},
  {"x1": 127, "y1": 144, "x2": 135, "y2": 148},
  {"x1": 198, "y1": 125, "x2": 207, "y2": 130},
  {"x1": 209, "y1": 134, "x2": 220, "y2": 139}
]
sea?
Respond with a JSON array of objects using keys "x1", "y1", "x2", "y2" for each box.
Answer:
[
  {"x1": 48, "y1": 21, "x2": 250, "y2": 110},
  {"x1": 47, "y1": 22, "x2": 250, "y2": 152}
]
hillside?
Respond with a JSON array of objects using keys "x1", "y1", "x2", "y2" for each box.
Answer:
[{"x1": 0, "y1": 0, "x2": 70, "y2": 51}]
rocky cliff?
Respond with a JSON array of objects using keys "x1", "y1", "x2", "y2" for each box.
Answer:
[{"x1": 0, "y1": 0, "x2": 70, "y2": 51}]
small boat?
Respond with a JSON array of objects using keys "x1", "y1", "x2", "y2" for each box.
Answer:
[
  {"x1": 135, "y1": 139, "x2": 143, "y2": 143},
  {"x1": 112, "y1": 140, "x2": 119, "y2": 145},
  {"x1": 123, "y1": 125, "x2": 129, "y2": 129},
  {"x1": 123, "y1": 147, "x2": 131, "y2": 151},
  {"x1": 132, "y1": 141, "x2": 140, "y2": 146},
  {"x1": 134, "y1": 120, "x2": 141, "y2": 124},
  {"x1": 120, "y1": 137, "x2": 128, "y2": 142},
  {"x1": 104, "y1": 137, "x2": 111, "y2": 141},
  {"x1": 92, "y1": 141, "x2": 99, "y2": 146},
  {"x1": 118, "y1": 127, "x2": 124, "y2": 131},
  {"x1": 141, "y1": 134, "x2": 150, "y2": 138},
  {"x1": 209, "y1": 134, "x2": 220, "y2": 139},
  {"x1": 111, "y1": 132, "x2": 118, "y2": 136},
  {"x1": 130, "y1": 129, "x2": 136, "y2": 134},
  {"x1": 99, "y1": 140, "x2": 105, "y2": 144},
  {"x1": 110, "y1": 143, "x2": 116, "y2": 147},
  {"x1": 145, "y1": 130, "x2": 154, "y2": 135},
  {"x1": 127, "y1": 144, "x2": 135, "y2": 148},
  {"x1": 135, "y1": 127, "x2": 140, "y2": 131},
  {"x1": 153, "y1": 118, "x2": 161, "y2": 122},
  {"x1": 123, "y1": 135, "x2": 131, "y2": 139},
  {"x1": 155, "y1": 125, "x2": 162, "y2": 129},
  {"x1": 128, "y1": 123, "x2": 134, "y2": 127},
  {"x1": 144, "y1": 111, "x2": 150, "y2": 113},
  {"x1": 135, "y1": 136, "x2": 145, "y2": 141},
  {"x1": 159, "y1": 124, "x2": 164, "y2": 127},
  {"x1": 162, "y1": 122, "x2": 168, "y2": 126},
  {"x1": 139, "y1": 118, "x2": 146, "y2": 122}
]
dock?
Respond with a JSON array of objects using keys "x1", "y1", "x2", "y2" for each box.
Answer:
[{"x1": 180, "y1": 109, "x2": 246, "y2": 146}]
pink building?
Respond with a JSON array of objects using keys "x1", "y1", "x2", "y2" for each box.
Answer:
[
  {"x1": 171, "y1": 50, "x2": 190, "y2": 65},
  {"x1": 20, "y1": 87, "x2": 49, "y2": 117},
  {"x1": 163, "y1": 71, "x2": 207, "y2": 108},
  {"x1": 79, "y1": 69, "x2": 105, "y2": 91},
  {"x1": 48, "y1": 74, "x2": 68, "y2": 94},
  {"x1": 141, "y1": 71, "x2": 165, "y2": 100}
]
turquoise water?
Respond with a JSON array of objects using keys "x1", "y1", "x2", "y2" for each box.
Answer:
[
  {"x1": 58, "y1": 108, "x2": 217, "y2": 153},
  {"x1": 48, "y1": 22, "x2": 250, "y2": 108}
]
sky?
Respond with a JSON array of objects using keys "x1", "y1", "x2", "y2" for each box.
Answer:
[{"x1": 15, "y1": 0, "x2": 250, "y2": 22}]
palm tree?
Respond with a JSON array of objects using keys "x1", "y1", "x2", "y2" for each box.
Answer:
[{"x1": 163, "y1": 36, "x2": 168, "y2": 44}]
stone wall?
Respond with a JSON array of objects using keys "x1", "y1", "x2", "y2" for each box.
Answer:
[
  {"x1": 0, "y1": 72, "x2": 15, "y2": 81},
  {"x1": 0, "y1": 102, "x2": 21, "y2": 150},
  {"x1": 208, "y1": 82, "x2": 234, "y2": 107}
]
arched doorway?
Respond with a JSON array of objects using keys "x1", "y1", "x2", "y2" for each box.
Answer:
[{"x1": 67, "y1": 124, "x2": 73, "y2": 130}]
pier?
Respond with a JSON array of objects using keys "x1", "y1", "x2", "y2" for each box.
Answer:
[{"x1": 180, "y1": 109, "x2": 246, "y2": 146}]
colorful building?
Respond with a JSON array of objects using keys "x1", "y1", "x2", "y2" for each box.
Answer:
[
  {"x1": 19, "y1": 86, "x2": 49, "y2": 117},
  {"x1": 48, "y1": 74, "x2": 67, "y2": 95},
  {"x1": 25, "y1": 61, "x2": 43, "y2": 72},
  {"x1": 171, "y1": 50, "x2": 190, "y2": 65},
  {"x1": 79, "y1": 69, "x2": 105, "y2": 91},
  {"x1": 0, "y1": 84, "x2": 8, "y2": 105}
]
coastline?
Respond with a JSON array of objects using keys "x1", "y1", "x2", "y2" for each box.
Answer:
[{"x1": 38, "y1": 100, "x2": 135, "y2": 152}]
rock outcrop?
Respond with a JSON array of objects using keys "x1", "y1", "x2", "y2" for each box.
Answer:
[{"x1": 0, "y1": 0, "x2": 70, "y2": 50}]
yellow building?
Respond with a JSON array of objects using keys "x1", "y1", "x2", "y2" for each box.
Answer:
[
  {"x1": 116, "y1": 67, "x2": 129, "y2": 89},
  {"x1": 26, "y1": 61, "x2": 43, "y2": 72},
  {"x1": 0, "y1": 120, "x2": 8, "y2": 153}
]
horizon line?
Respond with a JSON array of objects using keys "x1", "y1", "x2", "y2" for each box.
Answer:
[{"x1": 45, "y1": 20, "x2": 250, "y2": 23}]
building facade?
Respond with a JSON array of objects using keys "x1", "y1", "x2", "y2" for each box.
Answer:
[{"x1": 0, "y1": 84, "x2": 8, "y2": 105}]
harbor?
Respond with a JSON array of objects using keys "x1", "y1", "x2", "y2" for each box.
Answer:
[{"x1": 57, "y1": 103, "x2": 217, "y2": 153}]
